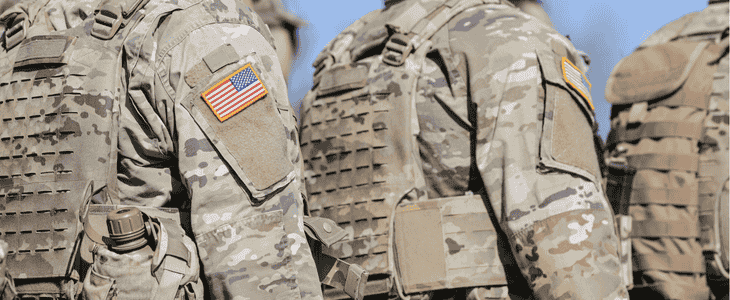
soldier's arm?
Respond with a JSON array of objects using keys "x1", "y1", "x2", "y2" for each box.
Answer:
[
  {"x1": 448, "y1": 5, "x2": 627, "y2": 299},
  {"x1": 146, "y1": 1, "x2": 322, "y2": 298}
]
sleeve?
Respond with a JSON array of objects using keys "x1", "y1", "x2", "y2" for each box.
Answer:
[
  {"x1": 149, "y1": 1, "x2": 322, "y2": 298},
  {"x1": 449, "y1": 5, "x2": 628, "y2": 300}
]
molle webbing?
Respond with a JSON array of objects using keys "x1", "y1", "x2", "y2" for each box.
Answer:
[
  {"x1": 606, "y1": 120, "x2": 703, "y2": 145},
  {"x1": 698, "y1": 42, "x2": 729, "y2": 279},
  {"x1": 0, "y1": 0, "x2": 160, "y2": 297},
  {"x1": 0, "y1": 32, "x2": 120, "y2": 285},
  {"x1": 606, "y1": 40, "x2": 724, "y2": 282},
  {"x1": 303, "y1": 1, "x2": 509, "y2": 297}
]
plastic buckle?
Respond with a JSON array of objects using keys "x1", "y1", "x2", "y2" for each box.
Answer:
[
  {"x1": 4, "y1": 14, "x2": 26, "y2": 50},
  {"x1": 344, "y1": 263, "x2": 369, "y2": 300},
  {"x1": 91, "y1": 4, "x2": 124, "y2": 40},
  {"x1": 382, "y1": 32, "x2": 414, "y2": 66}
]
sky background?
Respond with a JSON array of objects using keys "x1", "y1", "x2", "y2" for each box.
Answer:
[{"x1": 281, "y1": 0, "x2": 710, "y2": 140}]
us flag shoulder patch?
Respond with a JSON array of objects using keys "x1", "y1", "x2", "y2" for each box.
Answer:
[
  {"x1": 202, "y1": 64, "x2": 268, "y2": 122},
  {"x1": 561, "y1": 57, "x2": 594, "y2": 111}
]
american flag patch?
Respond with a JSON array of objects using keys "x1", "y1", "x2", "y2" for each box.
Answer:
[
  {"x1": 202, "y1": 64, "x2": 268, "y2": 122},
  {"x1": 561, "y1": 57, "x2": 594, "y2": 110}
]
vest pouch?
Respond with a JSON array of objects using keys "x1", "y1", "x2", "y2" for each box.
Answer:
[
  {"x1": 393, "y1": 194, "x2": 507, "y2": 295},
  {"x1": 703, "y1": 179, "x2": 730, "y2": 281},
  {"x1": 82, "y1": 206, "x2": 203, "y2": 300}
]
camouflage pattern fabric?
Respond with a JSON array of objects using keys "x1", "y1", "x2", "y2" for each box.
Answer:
[
  {"x1": 0, "y1": 240, "x2": 16, "y2": 299},
  {"x1": 241, "y1": 0, "x2": 304, "y2": 81},
  {"x1": 0, "y1": 0, "x2": 324, "y2": 299},
  {"x1": 604, "y1": 2, "x2": 729, "y2": 300},
  {"x1": 508, "y1": 0, "x2": 553, "y2": 28},
  {"x1": 301, "y1": 0, "x2": 628, "y2": 299}
]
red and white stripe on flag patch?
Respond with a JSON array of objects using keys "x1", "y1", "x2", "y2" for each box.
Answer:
[
  {"x1": 202, "y1": 64, "x2": 268, "y2": 122},
  {"x1": 561, "y1": 57, "x2": 594, "y2": 111}
]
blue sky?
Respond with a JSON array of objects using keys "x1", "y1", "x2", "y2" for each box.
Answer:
[{"x1": 282, "y1": 0, "x2": 709, "y2": 140}]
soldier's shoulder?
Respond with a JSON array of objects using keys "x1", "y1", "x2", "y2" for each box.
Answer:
[
  {"x1": 640, "y1": 2, "x2": 728, "y2": 48},
  {"x1": 638, "y1": 12, "x2": 701, "y2": 48},
  {"x1": 447, "y1": 2, "x2": 572, "y2": 55},
  {"x1": 152, "y1": 0, "x2": 274, "y2": 43}
]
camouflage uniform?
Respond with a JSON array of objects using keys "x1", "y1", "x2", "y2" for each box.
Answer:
[
  {"x1": 604, "y1": 1, "x2": 729, "y2": 300},
  {"x1": 508, "y1": 0, "x2": 553, "y2": 28},
  {"x1": 242, "y1": 0, "x2": 303, "y2": 81},
  {"x1": 0, "y1": 0, "x2": 323, "y2": 299},
  {"x1": 299, "y1": 0, "x2": 627, "y2": 299}
]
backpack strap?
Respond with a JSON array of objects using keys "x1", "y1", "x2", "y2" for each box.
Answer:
[
  {"x1": 382, "y1": 0, "x2": 502, "y2": 66},
  {"x1": 91, "y1": 0, "x2": 150, "y2": 40}
]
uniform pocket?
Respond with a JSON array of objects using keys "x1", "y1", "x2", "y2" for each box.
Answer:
[
  {"x1": 536, "y1": 50, "x2": 602, "y2": 182},
  {"x1": 196, "y1": 209, "x2": 303, "y2": 299},
  {"x1": 181, "y1": 52, "x2": 296, "y2": 202}
]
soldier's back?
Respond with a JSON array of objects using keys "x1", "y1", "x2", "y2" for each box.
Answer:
[{"x1": 605, "y1": 1, "x2": 729, "y2": 299}]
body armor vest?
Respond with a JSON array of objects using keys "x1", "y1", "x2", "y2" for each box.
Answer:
[
  {"x1": 300, "y1": 0, "x2": 508, "y2": 298},
  {"x1": 605, "y1": 2, "x2": 729, "y2": 299},
  {"x1": 0, "y1": 0, "x2": 169, "y2": 297}
]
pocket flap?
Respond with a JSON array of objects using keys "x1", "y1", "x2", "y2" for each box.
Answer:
[{"x1": 605, "y1": 40, "x2": 709, "y2": 105}]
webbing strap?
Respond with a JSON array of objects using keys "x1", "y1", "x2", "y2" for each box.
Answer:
[
  {"x1": 313, "y1": 249, "x2": 369, "y2": 300},
  {"x1": 607, "y1": 121, "x2": 704, "y2": 145},
  {"x1": 634, "y1": 252, "x2": 706, "y2": 273},
  {"x1": 382, "y1": 0, "x2": 500, "y2": 65},
  {"x1": 606, "y1": 162, "x2": 636, "y2": 215},
  {"x1": 152, "y1": 257, "x2": 186, "y2": 300},
  {"x1": 630, "y1": 187, "x2": 699, "y2": 206},
  {"x1": 627, "y1": 153, "x2": 699, "y2": 172},
  {"x1": 632, "y1": 220, "x2": 699, "y2": 238}
]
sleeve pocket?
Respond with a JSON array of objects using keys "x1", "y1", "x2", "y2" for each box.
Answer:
[
  {"x1": 181, "y1": 52, "x2": 295, "y2": 201},
  {"x1": 537, "y1": 50, "x2": 602, "y2": 182}
]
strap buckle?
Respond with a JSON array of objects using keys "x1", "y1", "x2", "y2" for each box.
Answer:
[
  {"x1": 344, "y1": 263, "x2": 369, "y2": 300},
  {"x1": 91, "y1": 4, "x2": 124, "y2": 40},
  {"x1": 382, "y1": 32, "x2": 414, "y2": 66},
  {"x1": 4, "y1": 13, "x2": 26, "y2": 50}
]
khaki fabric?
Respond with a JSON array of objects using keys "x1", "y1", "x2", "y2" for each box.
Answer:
[{"x1": 604, "y1": 2, "x2": 729, "y2": 299}]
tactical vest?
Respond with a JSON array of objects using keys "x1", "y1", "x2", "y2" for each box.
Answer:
[
  {"x1": 605, "y1": 2, "x2": 729, "y2": 299},
  {"x1": 300, "y1": 0, "x2": 508, "y2": 298},
  {"x1": 0, "y1": 0, "x2": 185, "y2": 298}
]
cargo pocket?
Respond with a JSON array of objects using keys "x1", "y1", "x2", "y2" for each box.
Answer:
[
  {"x1": 83, "y1": 246, "x2": 157, "y2": 299},
  {"x1": 196, "y1": 209, "x2": 302, "y2": 299}
]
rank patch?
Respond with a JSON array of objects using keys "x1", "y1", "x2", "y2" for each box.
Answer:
[
  {"x1": 202, "y1": 64, "x2": 268, "y2": 122},
  {"x1": 561, "y1": 57, "x2": 594, "y2": 110}
]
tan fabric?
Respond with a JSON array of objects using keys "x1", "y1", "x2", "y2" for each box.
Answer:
[{"x1": 604, "y1": 2, "x2": 728, "y2": 299}]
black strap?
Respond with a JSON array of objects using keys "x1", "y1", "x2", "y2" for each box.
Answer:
[
  {"x1": 606, "y1": 162, "x2": 636, "y2": 216},
  {"x1": 91, "y1": 0, "x2": 150, "y2": 40}
]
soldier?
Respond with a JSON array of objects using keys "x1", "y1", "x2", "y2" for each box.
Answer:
[
  {"x1": 0, "y1": 0, "x2": 326, "y2": 299},
  {"x1": 509, "y1": 0, "x2": 553, "y2": 28},
  {"x1": 242, "y1": 0, "x2": 303, "y2": 82},
  {"x1": 299, "y1": 0, "x2": 628, "y2": 299},
  {"x1": 604, "y1": 1, "x2": 729, "y2": 300}
]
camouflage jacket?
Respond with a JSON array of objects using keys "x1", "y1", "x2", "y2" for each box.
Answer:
[
  {"x1": 0, "y1": 0, "x2": 323, "y2": 298},
  {"x1": 304, "y1": 0, "x2": 627, "y2": 299}
]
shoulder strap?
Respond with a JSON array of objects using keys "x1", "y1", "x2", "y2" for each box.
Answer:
[
  {"x1": 90, "y1": 0, "x2": 150, "y2": 39},
  {"x1": 382, "y1": 0, "x2": 501, "y2": 66}
]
